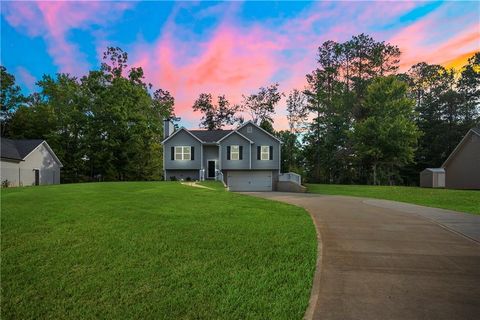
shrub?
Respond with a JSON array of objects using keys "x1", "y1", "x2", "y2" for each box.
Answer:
[
  {"x1": 170, "y1": 176, "x2": 177, "y2": 181},
  {"x1": 2, "y1": 180, "x2": 11, "y2": 188}
]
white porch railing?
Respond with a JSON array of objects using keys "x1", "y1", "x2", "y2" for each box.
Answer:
[
  {"x1": 279, "y1": 172, "x2": 302, "y2": 185},
  {"x1": 215, "y1": 169, "x2": 224, "y2": 183}
]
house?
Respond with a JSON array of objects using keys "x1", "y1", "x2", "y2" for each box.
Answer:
[
  {"x1": 1, "y1": 138, "x2": 63, "y2": 187},
  {"x1": 419, "y1": 168, "x2": 445, "y2": 188},
  {"x1": 441, "y1": 127, "x2": 480, "y2": 190},
  {"x1": 162, "y1": 119, "x2": 302, "y2": 191}
]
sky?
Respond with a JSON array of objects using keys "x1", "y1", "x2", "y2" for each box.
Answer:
[{"x1": 1, "y1": 0, "x2": 479, "y2": 129}]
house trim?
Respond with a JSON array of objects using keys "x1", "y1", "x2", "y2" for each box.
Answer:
[
  {"x1": 23, "y1": 141, "x2": 64, "y2": 167},
  {"x1": 161, "y1": 127, "x2": 204, "y2": 144},
  {"x1": 442, "y1": 129, "x2": 480, "y2": 168},
  {"x1": 236, "y1": 120, "x2": 282, "y2": 143},
  {"x1": 217, "y1": 130, "x2": 254, "y2": 144}
]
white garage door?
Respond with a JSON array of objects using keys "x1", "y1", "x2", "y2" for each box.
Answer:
[{"x1": 227, "y1": 171, "x2": 273, "y2": 192}]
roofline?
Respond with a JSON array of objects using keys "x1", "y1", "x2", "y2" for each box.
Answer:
[
  {"x1": 161, "y1": 127, "x2": 204, "y2": 144},
  {"x1": 441, "y1": 128, "x2": 479, "y2": 168},
  {"x1": 236, "y1": 120, "x2": 282, "y2": 143},
  {"x1": 23, "y1": 141, "x2": 64, "y2": 167},
  {"x1": 217, "y1": 130, "x2": 254, "y2": 144},
  {"x1": 0, "y1": 156, "x2": 23, "y2": 162}
]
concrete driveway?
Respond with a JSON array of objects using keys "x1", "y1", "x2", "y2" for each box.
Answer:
[{"x1": 243, "y1": 192, "x2": 480, "y2": 320}]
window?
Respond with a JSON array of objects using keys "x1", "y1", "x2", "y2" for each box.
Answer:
[
  {"x1": 174, "y1": 146, "x2": 191, "y2": 160},
  {"x1": 261, "y1": 146, "x2": 270, "y2": 160},
  {"x1": 230, "y1": 145, "x2": 239, "y2": 160},
  {"x1": 247, "y1": 126, "x2": 252, "y2": 133}
]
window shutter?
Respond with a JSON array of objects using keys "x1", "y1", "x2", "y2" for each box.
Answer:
[
  {"x1": 171, "y1": 147, "x2": 174, "y2": 160},
  {"x1": 227, "y1": 146, "x2": 231, "y2": 160},
  {"x1": 191, "y1": 146, "x2": 195, "y2": 160},
  {"x1": 239, "y1": 146, "x2": 243, "y2": 160},
  {"x1": 257, "y1": 146, "x2": 261, "y2": 160},
  {"x1": 269, "y1": 146, "x2": 273, "y2": 160}
]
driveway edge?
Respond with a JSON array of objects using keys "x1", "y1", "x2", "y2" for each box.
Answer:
[{"x1": 303, "y1": 208, "x2": 323, "y2": 320}]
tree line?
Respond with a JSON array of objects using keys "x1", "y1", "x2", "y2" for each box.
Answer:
[
  {"x1": 1, "y1": 47, "x2": 174, "y2": 182},
  {"x1": 1, "y1": 34, "x2": 479, "y2": 185},
  {"x1": 189, "y1": 34, "x2": 479, "y2": 185}
]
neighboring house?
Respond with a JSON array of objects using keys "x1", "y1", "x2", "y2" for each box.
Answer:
[
  {"x1": 419, "y1": 168, "x2": 445, "y2": 188},
  {"x1": 1, "y1": 138, "x2": 63, "y2": 187},
  {"x1": 441, "y1": 127, "x2": 480, "y2": 190},
  {"x1": 162, "y1": 119, "x2": 301, "y2": 191}
]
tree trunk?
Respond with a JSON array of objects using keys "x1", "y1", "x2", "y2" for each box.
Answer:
[{"x1": 372, "y1": 163, "x2": 377, "y2": 185}]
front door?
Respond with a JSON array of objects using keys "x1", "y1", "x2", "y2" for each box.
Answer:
[
  {"x1": 34, "y1": 169, "x2": 40, "y2": 186},
  {"x1": 208, "y1": 161, "x2": 216, "y2": 178}
]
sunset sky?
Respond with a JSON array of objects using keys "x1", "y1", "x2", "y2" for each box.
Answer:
[{"x1": 1, "y1": 1, "x2": 479, "y2": 129}]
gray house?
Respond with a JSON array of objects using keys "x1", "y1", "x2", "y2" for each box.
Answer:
[
  {"x1": 1, "y1": 138, "x2": 63, "y2": 187},
  {"x1": 441, "y1": 127, "x2": 480, "y2": 190},
  {"x1": 162, "y1": 119, "x2": 302, "y2": 191}
]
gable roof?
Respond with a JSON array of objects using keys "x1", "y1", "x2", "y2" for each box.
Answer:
[
  {"x1": 217, "y1": 130, "x2": 254, "y2": 143},
  {"x1": 442, "y1": 127, "x2": 480, "y2": 168},
  {"x1": 236, "y1": 121, "x2": 282, "y2": 143},
  {"x1": 161, "y1": 127, "x2": 204, "y2": 144},
  {"x1": 1, "y1": 138, "x2": 63, "y2": 166},
  {"x1": 1, "y1": 138, "x2": 43, "y2": 161},
  {"x1": 423, "y1": 168, "x2": 445, "y2": 173},
  {"x1": 189, "y1": 130, "x2": 233, "y2": 143}
]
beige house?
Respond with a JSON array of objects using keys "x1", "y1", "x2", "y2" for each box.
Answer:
[
  {"x1": 1, "y1": 138, "x2": 63, "y2": 187},
  {"x1": 441, "y1": 127, "x2": 480, "y2": 190}
]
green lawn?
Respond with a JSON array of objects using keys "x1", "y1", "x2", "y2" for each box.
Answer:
[
  {"x1": 1, "y1": 182, "x2": 316, "y2": 319},
  {"x1": 307, "y1": 184, "x2": 480, "y2": 215}
]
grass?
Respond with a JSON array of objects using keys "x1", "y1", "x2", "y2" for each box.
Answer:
[
  {"x1": 197, "y1": 180, "x2": 226, "y2": 191},
  {"x1": 1, "y1": 182, "x2": 316, "y2": 319},
  {"x1": 307, "y1": 184, "x2": 480, "y2": 215}
]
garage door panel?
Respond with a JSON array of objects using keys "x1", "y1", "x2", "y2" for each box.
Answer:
[{"x1": 227, "y1": 171, "x2": 272, "y2": 191}]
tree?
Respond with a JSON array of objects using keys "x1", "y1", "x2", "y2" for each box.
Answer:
[
  {"x1": 192, "y1": 93, "x2": 239, "y2": 130},
  {"x1": 1, "y1": 66, "x2": 25, "y2": 136},
  {"x1": 241, "y1": 83, "x2": 283, "y2": 125},
  {"x1": 353, "y1": 76, "x2": 420, "y2": 185},
  {"x1": 276, "y1": 130, "x2": 303, "y2": 173},
  {"x1": 286, "y1": 89, "x2": 308, "y2": 133}
]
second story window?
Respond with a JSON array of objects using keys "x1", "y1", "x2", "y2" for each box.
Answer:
[
  {"x1": 257, "y1": 145, "x2": 273, "y2": 160},
  {"x1": 261, "y1": 146, "x2": 270, "y2": 160},
  {"x1": 227, "y1": 145, "x2": 243, "y2": 160},
  {"x1": 174, "y1": 146, "x2": 191, "y2": 160},
  {"x1": 231, "y1": 145, "x2": 239, "y2": 160}
]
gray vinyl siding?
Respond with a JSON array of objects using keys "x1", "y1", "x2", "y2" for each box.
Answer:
[
  {"x1": 237, "y1": 123, "x2": 280, "y2": 170},
  {"x1": 219, "y1": 133, "x2": 251, "y2": 170},
  {"x1": 163, "y1": 130, "x2": 202, "y2": 170},
  {"x1": 203, "y1": 145, "x2": 219, "y2": 171}
]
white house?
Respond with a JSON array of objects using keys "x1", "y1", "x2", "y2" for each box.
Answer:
[{"x1": 1, "y1": 138, "x2": 63, "y2": 187}]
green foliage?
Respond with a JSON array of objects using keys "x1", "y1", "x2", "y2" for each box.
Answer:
[
  {"x1": 241, "y1": 83, "x2": 283, "y2": 125},
  {"x1": 4, "y1": 47, "x2": 172, "y2": 183},
  {"x1": 192, "y1": 93, "x2": 240, "y2": 130},
  {"x1": 353, "y1": 76, "x2": 420, "y2": 184},
  {"x1": 1, "y1": 66, "x2": 26, "y2": 136},
  {"x1": 1, "y1": 182, "x2": 316, "y2": 319}
]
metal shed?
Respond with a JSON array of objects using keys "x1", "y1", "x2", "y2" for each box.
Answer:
[{"x1": 420, "y1": 168, "x2": 445, "y2": 188}]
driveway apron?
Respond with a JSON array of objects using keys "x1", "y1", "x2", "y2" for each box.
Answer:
[{"x1": 244, "y1": 192, "x2": 480, "y2": 320}]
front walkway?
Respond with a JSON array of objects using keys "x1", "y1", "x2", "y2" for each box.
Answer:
[{"x1": 244, "y1": 192, "x2": 480, "y2": 320}]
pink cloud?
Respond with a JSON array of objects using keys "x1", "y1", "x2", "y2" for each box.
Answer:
[
  {"x1": 16, "y1": 67, "x2": 36, "y2": 91},
  {"x1": 2, "y1": 1, "x2": 132, "y2": 75}
]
